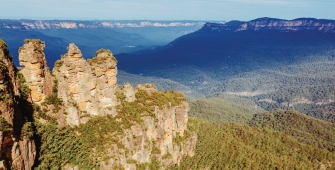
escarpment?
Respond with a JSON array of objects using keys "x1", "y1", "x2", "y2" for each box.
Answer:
[
  {"x1": 0, "y1": 38, "x2": 196, "y2": 169},
  {"x1": 0, "y1": 39, "x2": 36, "y2": 170}
]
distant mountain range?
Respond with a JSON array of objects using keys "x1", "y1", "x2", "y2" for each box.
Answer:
[
  {"x1": 0, "y1": 19, "x2": 210, "y2": 67},
  {"x1": 205, "y1": 17, "x2": 335, "y2": 32},
  {"x1": 115, "y1": 17, "x2": 335, "y2": 120},
  {"x1": 0, "y1": 20, "x2": 207, "y2": 29},
  {"x1": 117, "y1": 17, "x2": 335, "y2": 73}
]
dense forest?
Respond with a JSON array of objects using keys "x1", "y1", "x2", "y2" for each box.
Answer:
[{"x1": 169, "y1": 117, "x2": 335, "y2": 169}]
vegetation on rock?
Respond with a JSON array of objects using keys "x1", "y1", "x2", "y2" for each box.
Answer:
[
  {"x1": 116, "y1": 87, "x2": 186, "y2": 128},
  {"x1": 34, "y1": 123, "x2": 93, "y2": 170},
  {"x1": 0, "y1": 116, "x2": 11, "y2": 132},
  {"x1": 0, "y1": 38, "x2": 7, "y2": 49},
  {"x1": 42, "y1": 79, "x2": 62, "y2": 111},
  {"x1": 88, "y1": 48, "x2": 117, "y2": 65},
  {"x1": 16, "y1": 72, "x2": 31, "y2": 100}
]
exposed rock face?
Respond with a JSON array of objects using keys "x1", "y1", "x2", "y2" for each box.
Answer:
[
  {"x1": 53, "y1": 44, "x2": 118, "y2": 126},
  {"x1": 0, "y1": 40, "x2": 36, "y2": 170},
  {"x1": 204, "y1": 17, "x2": 335, "y2": 32},
  {"x1": 98, "y1": 84, "x2": 196, "y2": 169},
  {"x1": 11, "y1": 139, "x2": 36, "y2": 170},
  {"x1": 19, "y1": 39, "x2": 54, "y2": 103},
  {"x1": 121, "y1": 83, "x2": 135, "y2": 102}
]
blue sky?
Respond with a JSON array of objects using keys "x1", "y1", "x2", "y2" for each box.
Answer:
[{"x1": 2, "y1": 0, "x2": 335, "y2": 21}]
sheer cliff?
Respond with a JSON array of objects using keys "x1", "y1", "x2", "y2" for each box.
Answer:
[
  {"x1": 0, "y1": 39, "x2": 36, "y2": 170},
  {"x1": 0, "y1": 38, "x2": 196, "y2": 169}
]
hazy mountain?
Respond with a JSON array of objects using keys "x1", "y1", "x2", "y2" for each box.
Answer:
[
  {"x1": 116, "y1": 17, "x2": 335, "y2": 79},
  {"x1": 0, "y1": 19, "x2": 208, "y2": 67},
  {"x1": 116, "y1": 17, "x2": 335, "y2": 119}
]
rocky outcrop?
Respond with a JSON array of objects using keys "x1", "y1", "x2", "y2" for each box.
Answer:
[
  {"x1": 97, "y1": 84, "x2": 196, "y2": 169},
  {"x1": 18, "y1": 39, "x2": 54, "y2": 103},
  {"x1": 0, "y1": 39, "x2": 36, "y2": 170},
  {"x1": 52, "y1": 44, "x2": 118, "y2": 126},
  {"x1": 120, "y1": 83, "x2": 136, "y2": 102},
  {"x1": 11, "y1": 139, "x2": 36, "y2": 170},
  {"x1": 203, "y1": 17, "x2": 335, "y2": 32}
]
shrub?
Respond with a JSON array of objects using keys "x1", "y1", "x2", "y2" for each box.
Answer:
[
  {"x1": 0, "y1": 93, "x2": 13, "y2": 106},
  {"x1": 21, "y1": 122, "x2": 34, "y2": 139},
  {"x1": 0, "y1": 38, "x2": 7, "y2": 49},
  {"x1": 34, "y1": 123, "x2": 94, "y2": 170},
  {"x1": 16, "y1": 72, "x2": 31, "y2": 100},
  {"x1": 0, "y1": 116, "x2": 11, "y2": 132}
]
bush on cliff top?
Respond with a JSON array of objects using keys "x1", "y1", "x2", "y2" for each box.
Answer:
[
  {"x1": 88, "y1": 48, "x2": 117, "y2": 65},
  {"x1": 116, "y1": 87, "x2": 187, "y2": 128},
  {"x1": 0, "y1": 38, "x2": 7, "y2": 49}
]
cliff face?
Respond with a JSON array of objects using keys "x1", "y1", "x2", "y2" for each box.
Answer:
[
  {"x1": 203, "y1": 17, "x2": 335, "y2": 32},
  {"x1": 52, "y1": 44, "x2": 118, "y2": 126},
  {"x1": 0, "y1": 39, "x2": 36, "y2": 170},
  {"x1": 18, "y1": 39, "x2": 54, "y2": 103},
  {"x1": 95, "y1": 84, "x2": 196, "y2": 169}
]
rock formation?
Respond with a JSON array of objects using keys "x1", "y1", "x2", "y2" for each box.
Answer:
[
  {"x1": 0, "y1": 39, "x2": 36, "y2": 170},
  {"x1": 95, "y1": 84, "x2": 196, "y2": 169},
  {"x1": 18, "y1": 39, "x2": 54, "y2": 103},
  {"x1": 52, "y1": 44, "x2": 118, "y2": 126},
  {"x1": 51, "y1": 45, "x2": 196, "y2": 169},
  {"x1": 1, "y1": 39, "x2": 195, "y2": 169}
]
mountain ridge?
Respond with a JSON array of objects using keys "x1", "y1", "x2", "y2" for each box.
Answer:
[
  {"x1": 204, "y1": 17, "x2": 335, "y2": 32},
  {"x1": 0, "y1": 20, "x2": 206, "y2": 30}
]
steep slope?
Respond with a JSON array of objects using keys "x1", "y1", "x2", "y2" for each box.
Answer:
[{"x1": 250, "y1": 110, "x2": 335, "y2": 152}]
